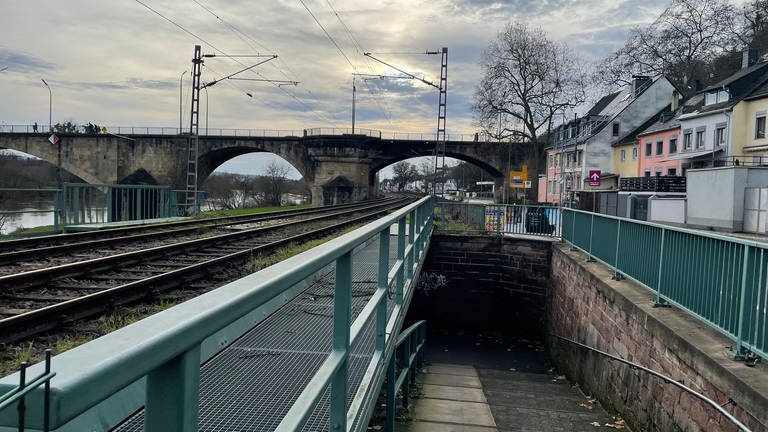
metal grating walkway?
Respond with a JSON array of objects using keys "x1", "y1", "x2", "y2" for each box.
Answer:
[{"x1": 114, "y1": 237, "x2": 400, "y2": 432}]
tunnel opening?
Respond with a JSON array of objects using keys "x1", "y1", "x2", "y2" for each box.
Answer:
[{"x1": 404, "y1": 234, "x2": 551, "y2": 372}]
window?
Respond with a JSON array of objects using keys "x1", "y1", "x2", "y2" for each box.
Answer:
[
  {"x1": 620, "y1": 149, "x2": 626, "y2": 161},
  {"x1": 704, "y1": 89, "x2": 730, "y2": 105},
  {"x1": 715, "y1": 124, "x2": 726, "y2": 146},
  {"x1": 645, "y1": 141, "x2": 652, "y2": 156},
  {"x1": 757, "y1": 114, "x2": 766, "y2": 139},
  {"x1": 655, "y1": 169, "x2": 662, "y2": 177},
  {"x1": 612, "y1": 122, "x2": 620, "y2": 137},
  {"x1": 656, "y1": 140, "x2": 664, "y2": 155},
  {"x1": 669, "y1": 136, "x2": 678, "y2": 154},
  {"x1": 632, "y1": 147, "x2": 638, "y2": 160},
  {"x1": 695, "y1": 129, "x2": 705, "y2": 149},
  {"x1": 683, "y1": 130, "x2": 692, "y2": 150},
  {"x1": 667, "y1": 168, "x2": 677, "y2": 176},
  {"x1": 644, "y1": 170, "x2": 651, "y2": 177}
]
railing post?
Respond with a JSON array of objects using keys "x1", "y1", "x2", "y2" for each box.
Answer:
[
  {"x1": 402, "y1": 339, "x2": 411, "y2": 408},
  {"x1": 730, "y1": 244, "x2": 753, "y2": 359},
  {"x1": 612, "y1": 220, "x2": 624, "y2": 280},
  {"x1": 17, "y1": 362, "x2": 27, "y2": 431},
  {"x1": 385, "y1": 353, "x2": 396, "y2": 432},
  {"x1": 396, "y1": 218, "x2": 406, "y2": 305},
  {"x1": 145, "y1": 345, "x2": 201, "y2": 432},
  {"x1": 330, "y1": 251, "x2": 352, "y2": 431},
  {"x1": 653, "y1": 229, "x2": 668, "y2": 307},
  {"x1": 377, "y1": 230, "x2": 390, "y2": 353},
  {"x1": 407, "y1": 210, "x2": 415, "y2": 280},
  {"x1": 414, "y1": 205, "x2": 422, "y2": 261},
  {"x1": 44, "y1": 349, "x2": 52, "y2": 432}
]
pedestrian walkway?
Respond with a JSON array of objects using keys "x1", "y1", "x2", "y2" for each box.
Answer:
[
  {"x1": 396, "y1": 329, "x2": 626, "y2": 432},
  {"x1": 397, "y1": 363, "x2": 496, "y2": 431}
]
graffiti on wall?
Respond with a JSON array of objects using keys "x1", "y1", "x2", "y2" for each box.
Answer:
[{"x1": 417, "y1": 272, "x2": 448, "y2": 296}]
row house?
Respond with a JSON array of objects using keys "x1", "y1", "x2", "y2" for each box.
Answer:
[
  {"x1": 539, "y1": 75, "x2": 676, "y2": 204},
  {"x1": 634, "y1": 94, "x2": 684, "y2": 177}
]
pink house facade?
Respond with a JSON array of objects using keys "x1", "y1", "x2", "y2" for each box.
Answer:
[{"x1": 636, "y1": 121, "x2": 683, "y2": 177}]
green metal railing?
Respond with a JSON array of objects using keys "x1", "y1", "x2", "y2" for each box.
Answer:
[
  {"x1": 436, "y1": 202, "x2": 562, "y2": 237},
  {"x1": 562, "y1": 208, "x2": 767, "y2": 362},
  {"x1": 61, "y1": 183, "x2": 181, "y2": 226},
  {"x1": 385, "y1": 321, "x2": 427, "y2": 432},
  {"x1": 0, "y1": 351, "x2": 55, "y2": 432},
  {"x1": 0, "y1": 196, "x2": 434, "y2": 432}
]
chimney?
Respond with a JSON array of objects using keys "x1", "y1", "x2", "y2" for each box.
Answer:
[
  {"x1": 671, "y1": 89, "x2": 679, "y2": 112},
  {"x1": 743, "y1": 49, "x2": 759, "y2": 69}
]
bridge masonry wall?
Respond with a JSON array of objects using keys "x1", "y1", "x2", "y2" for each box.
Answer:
[{"x1": 547, "y1": 243, "x2": 768, "y2": 432}]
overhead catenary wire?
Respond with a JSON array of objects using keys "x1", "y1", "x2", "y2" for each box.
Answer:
[
  {"x1": 135, "y1": 0, "x2": 341, "y2": 127},
  {"x1": 189, "y1": 0, "x2": 342, "y2": 127}
]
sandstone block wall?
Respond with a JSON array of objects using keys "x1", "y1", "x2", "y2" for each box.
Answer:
[{"x1": 547, "y1": 243, "x2": 768, "y2": 432}]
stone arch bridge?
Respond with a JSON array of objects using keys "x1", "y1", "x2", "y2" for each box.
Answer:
[{"x1": 0, "y1": 130, "x2": 528, "y2": 205}]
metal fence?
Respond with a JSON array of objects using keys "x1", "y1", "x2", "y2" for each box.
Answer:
[
  {"x1": 0, "y1": 196, "x2": 434, "y2": 432},
  {"x1": 436, "y1": 202, "x2": 562, "y2": 237},
  {"x1": 0, "y1": 351, "x2": 55, "y2": 432},
  {"x1": 0, "y1": 124, "x2": 493, "y2": 142},
  {"x1": 562, "y1": 208, "x2": 767, "y2": 362}
]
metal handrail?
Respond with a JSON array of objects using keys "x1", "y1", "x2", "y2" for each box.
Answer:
[
  {"x1": 0, "y1": 196, "x2": 434, "y2": 432},
  {"x1": 550, "y1": 334, "x2": 752, "y2": 432},
  {"x1": 562, "y1": 208, "x2": 767, "y2": 362},
  {"x1": 0, "y1": 350, "x2": 55, "y2": 432},
  {"x1": 0, "y1": 124, "x2": 491, "y2": 142}
]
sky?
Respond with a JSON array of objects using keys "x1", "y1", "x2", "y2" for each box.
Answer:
[{"x1": 0, "y1": 0, "x2": 673, "y2": 178}]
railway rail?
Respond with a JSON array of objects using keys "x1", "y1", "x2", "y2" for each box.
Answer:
[{"x1": 0, "y1": 196, "x2": 413, "y2": 344}]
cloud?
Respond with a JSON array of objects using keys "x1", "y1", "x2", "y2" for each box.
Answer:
[{"x1": 0, "y1": 47, "x2": 56, "y2": 73}]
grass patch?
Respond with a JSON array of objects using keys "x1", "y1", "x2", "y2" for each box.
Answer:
[{"x1": 251, "y1": 226, "x2": 358, "y2": 271}]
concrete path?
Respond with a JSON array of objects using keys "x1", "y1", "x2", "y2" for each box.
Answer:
[{"x1": 395, "y1": 329, "x2": 627, "y2": 432}]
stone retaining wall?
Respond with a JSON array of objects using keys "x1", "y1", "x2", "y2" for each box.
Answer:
[{"x1": 547, "y1": 243, "x2": 768, "y2": 432}]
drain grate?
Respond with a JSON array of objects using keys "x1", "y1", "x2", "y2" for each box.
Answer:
[{"x1": 114, "y1": 239, "x2": 397, "y2": 431}]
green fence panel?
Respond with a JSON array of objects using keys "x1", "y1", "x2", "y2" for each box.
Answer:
[{"x1": 563, "y1": 208, "x2": 767, "y2": 362}]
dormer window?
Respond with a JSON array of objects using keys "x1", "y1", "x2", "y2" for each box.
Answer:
[{"x1": 705, "y1": 89, "x2": 730, "y2": 105}]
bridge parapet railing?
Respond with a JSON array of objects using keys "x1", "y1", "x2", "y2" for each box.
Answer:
[
  {"x1": 436, "y1": 201, "x2": 562, "y2": 237},
  {"x1": 562, "y1": 208, "x2": 767, "y2": 363},
  {"x1": 1, "y1": 124, "x2": 496, "y2": 142},
  {"x1": 0, "y1": 196, "x2": 434, "y2": 432}
]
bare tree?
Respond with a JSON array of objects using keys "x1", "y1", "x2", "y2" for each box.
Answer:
[
  {"x1": 734, "y1": 0, "x2": 768, "y2": 52},
  {"x1": 596, "y1": 0, "x2": 737, "y2": 91},
  {"x1": 474, "y1": 22, "x2": 586, "y2": 200},
  {"x1": 262, "y1": 161, "x2": 290, "y2": 206},
  {"x1": 392, "y1": 161, "x2": 418, "y2": 192}
]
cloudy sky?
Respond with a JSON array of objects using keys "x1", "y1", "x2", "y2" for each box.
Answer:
[{"x1": 0, "y1": 0, "x2": 671, "y2": 177}]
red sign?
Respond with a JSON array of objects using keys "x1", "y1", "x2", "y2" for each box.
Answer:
[
  {"x1": 48, "y1": 134, "x2": 59, "y2": 145},
  {"x1": 588, "y1": 170, "x2": 601, "y2": 186}
]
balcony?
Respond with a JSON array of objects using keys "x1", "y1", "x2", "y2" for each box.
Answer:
[{"x1": 619, "y1": 176, "x2": 686, "y2": 193}]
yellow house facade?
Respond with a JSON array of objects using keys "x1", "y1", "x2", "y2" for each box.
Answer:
[
  {"x1": 731, "y1": 81, "x2": 768, "y2": 164},
  {"x1": 613, "y1": 141, "x2": 639, "y2": 178}
]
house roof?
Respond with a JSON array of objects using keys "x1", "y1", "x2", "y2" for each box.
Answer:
[
  {"x1": 703, "y1": 60, "x2": 768, "y2": 92},
  {"x1": 616, "y1": 104, "x2": 673, "y2": 146},
  {"x1": 637, "y1": 111, "x2": 681, "y2": 137},
  {"x1": 744, "y1": 76, "x2": 768, "y2": 100},
  {"x1": 585, "y1": 91, "x2": 621, "y2": 116}
]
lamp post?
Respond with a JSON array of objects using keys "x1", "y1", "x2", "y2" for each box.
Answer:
[
  {"x1": 41, "y1": 79, "x2": 52, "y2": 132},
  {"x1": 178, "y1": 70, "x2": 187, "y2": 133}
]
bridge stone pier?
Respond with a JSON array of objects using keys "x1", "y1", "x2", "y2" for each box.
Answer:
[{"x1": 0, "y1": 131, "x2": 527, "y2": 205}]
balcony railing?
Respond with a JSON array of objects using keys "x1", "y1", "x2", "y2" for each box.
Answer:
[{"x1": 619, "y1": 176, "x2": 686, "y2": 193}]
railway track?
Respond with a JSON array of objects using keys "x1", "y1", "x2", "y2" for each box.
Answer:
[
  {"x1": 0, "y1": 197, "x2": 413, "y2": 344},
  {"x1": 0, "y1": 198, "x2": 400, "y2": 269}
]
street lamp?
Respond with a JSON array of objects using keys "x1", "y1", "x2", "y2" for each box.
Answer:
[
  {"x1": 41, "y1": 79, "x2": 52, "y2": 132},
  {"x1": 179, "y1": 70, "x2": 187, "y2": 133}
]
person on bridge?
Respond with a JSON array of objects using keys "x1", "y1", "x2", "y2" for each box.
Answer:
[{"x1": 33, "y1": 122, "x2": 38, "y2": 133}]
